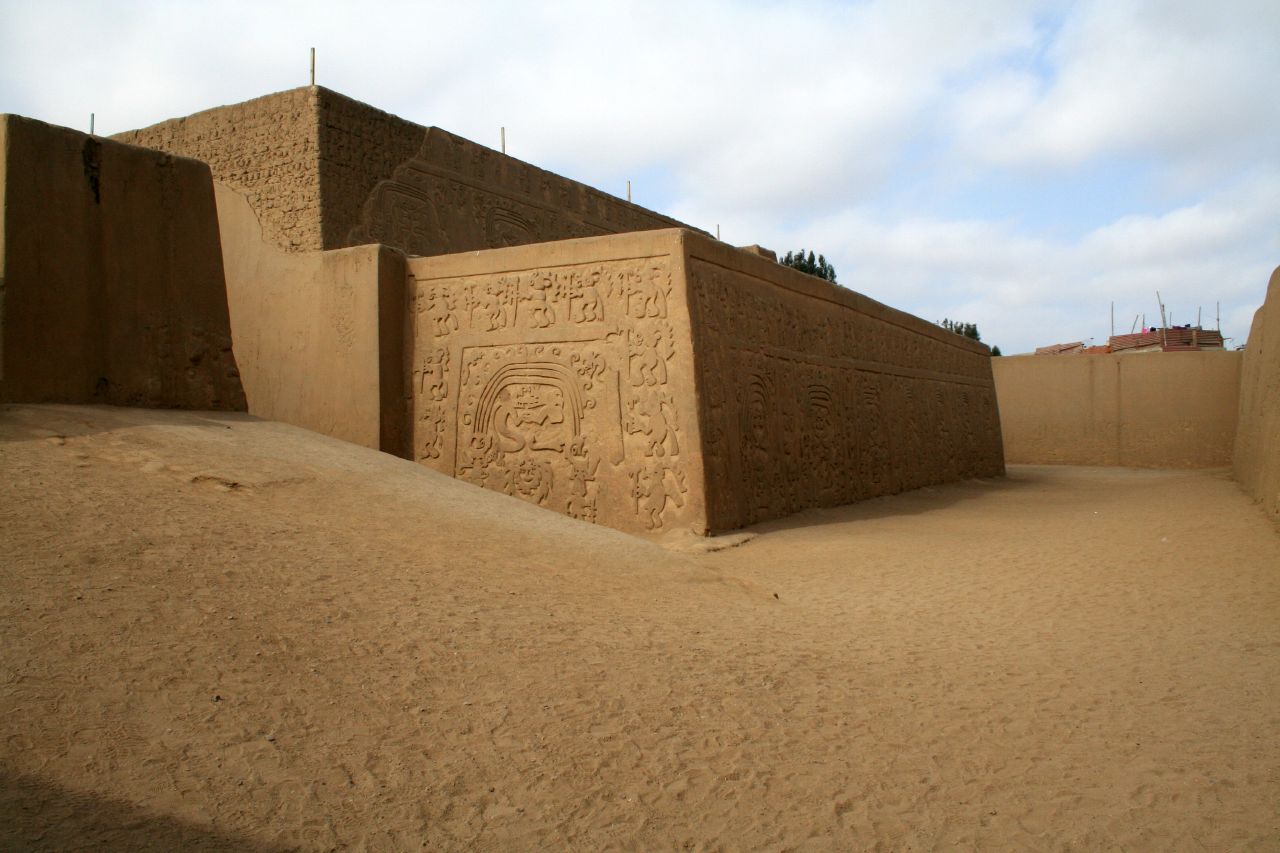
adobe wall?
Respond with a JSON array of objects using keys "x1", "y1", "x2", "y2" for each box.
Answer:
[
  {"x1": 0, "y1": 114, "x2": 244, "y2": 410},
  {"x1": 683, "y1": 233, "x2": 1005, "y2": 531},
  {"x1": 407, "y1": 229, "x2": 1006, "y2": 535},
  {"x1": 1233, "y1": 266, "x2": 1280, "y2": 526},
  {"x1": 405, "y1": 230, "x2": 706, "y2": 535},
  {"x1": 118, "y1": 87, "x2": 695, "y2": 258},
  {"x1": 114, "y1": 88, "x2": 324, "y2": 252},
  {"x1": 214, "y1": 184, "x2": 407, "y2": 453},
  {"x1": 992, "y1": 352, "x2": 1242, "y2": 467}
]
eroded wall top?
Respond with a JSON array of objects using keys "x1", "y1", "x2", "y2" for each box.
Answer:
[
  {"x1": 118, "y1": 87, "x2": 696, "y2": 258},
  {"x1": 114, "y1": 88, "x2": 324, "y2": 252}
]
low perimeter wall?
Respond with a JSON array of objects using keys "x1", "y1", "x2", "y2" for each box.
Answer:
[
  {"x1": 0, "y1": 115, "x2": 244, "y2": 409},
  {"x1": 407, "y1": 229, "x2": 1004, "y2": 535},
  {"x1": 215, "y1": 184, "x2": 407, "y2": 454},
  {"x1": 993, "y1": 351, "x2": 1242, "y2": 467},
  {"x1": 1234, "y1": 266, "x2": 1280, "y2": 526}
]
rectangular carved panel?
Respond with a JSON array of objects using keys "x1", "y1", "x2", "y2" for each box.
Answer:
[{"x1": 408, "y1": 233, "x2": 705, "y2": 535}]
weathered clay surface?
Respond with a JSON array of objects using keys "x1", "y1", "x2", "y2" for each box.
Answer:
[
  {"x1": 117, "y1": 87, "x2": 695, "y2": 258},
  {"x1": 0, "y1": 114, "x2": 245, "y2": 410},
  {"x1": 113, "y1": 88, "x2": 324, "y2": 252},
  {"x1": 1233, "y1": 266, "x2": 1280, "y2": 526},
  {"x1": 407, "y1": 230, "x2": 705, "y2": 535},
  {"x1": 685, "y1": 234, "x2": 1005, "y2": 531},
  {"x1": 993, "y1": 352, "x2": 1242, "y2": 468},
  {"x1": 408, "y1": 229, "x2": 1005, "y2": 534},
  {"x1": 214, "y1": 183, "x2": 406, "y2": 453}
]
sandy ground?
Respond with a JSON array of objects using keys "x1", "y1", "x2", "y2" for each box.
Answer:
[{"x1": 1, "y1": 404, "x2": 1277, "y2": 851}]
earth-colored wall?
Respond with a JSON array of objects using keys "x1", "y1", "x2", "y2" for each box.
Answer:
[
  {"x1": 1233, "y1": 266, "x2": 1280, "y2": 526},
  {"x1": 114, "y1": 88, "x2": 324, "y2": 252},
  {"x1": 117, "y1": 87, "x2": 695, "y2": 258},
  {"x1": 214, "y1": 184, "x2": 407, "y2": 453},
  {"x1": 684, "y1": 233, "x2": 1005, "y2": 531},
  {"x1": 993, "y1": 352, "x2": 1242, "y2": 467},
  {"x1": 407, "y1": 229, "x2": 1006, "y2": 535},
  {"x1": 0, "y1": 114, "x2": 244, "y2": 410},
  {"x1": 406, "y1": 230, "x2": 706, "y2": 535}
]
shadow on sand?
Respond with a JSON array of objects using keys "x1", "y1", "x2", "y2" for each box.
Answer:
[
  {"x1": 0, "y1": 403, "x2": 259, "y2": 445},
  {"x1": 728, "y1": 470, "x2": 1044, "y2": 538},
  {"x1": 0, "y1": 767, "x2": 292, "y2": 853}
]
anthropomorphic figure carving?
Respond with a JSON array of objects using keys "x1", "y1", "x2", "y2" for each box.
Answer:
[
  {"x1": 426, "y1": 284, "x2": 458, "y2": 336},
  {"x1": 625, "y1": 392, "x2": 680, "y2": 458},
  {"x1": 525, "y1": 273, "x2": 556, "y2": 328},
  {"x1": 493, "y1": 383, "x2": 567, "y2": 453},
  {"x1": 566, "y1": 458, "x2": 599, "y2": 522},
  {"x1": 628, "y1": 328, "x2": 672, "y2": 387},
  {"x1": 631, "y1": 461, "x2": 687, "y2": 530},
  {"x1": 572, "y1": 268, "x2": 604, "y2": 324},
  {"x1": 420, "y1": 348, "x2": 450, "y2": 402}
]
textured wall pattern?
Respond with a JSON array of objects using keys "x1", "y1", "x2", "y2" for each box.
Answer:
[
  {"x1": 408, "y1": 237, "x2": 702, "y2": 535},
  {"x1": 1233, "y1": 267, "x2": 1280, "y2": 526},
  {"x1": 686, "y1": 247, "x2": 1004, "y2": 531},
  {"x1": 408, "y1": 231, "x2": 1005, "y2": 535},
  {"x1": 115, "y1": 88, "x2": 323, "y2": 252},
  {"x1": 119, "y1": 87, "x2": 693, "y2": 258}
]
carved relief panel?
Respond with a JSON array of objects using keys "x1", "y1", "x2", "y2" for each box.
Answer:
[
  {"x1": 410, "y1": 255, "x2": 697, "y2": 534},
  {"x1": 687, "y1": 257, "x2": 1004, "y2": 532}
]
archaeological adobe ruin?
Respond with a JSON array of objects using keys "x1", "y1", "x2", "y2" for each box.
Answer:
[{"x1": 8, "y1": 87, "x2": 1016, "y2": 535}]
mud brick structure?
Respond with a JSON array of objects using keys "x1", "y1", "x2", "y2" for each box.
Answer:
[
  {"x1": 408, "y1": 229, "x2": 1004, "y2": 535},
  {"x1": 0, "y1": 114, "x2": 244, "y2": 410},
  {"x1": 993, "y1": 351, "x2": 1243, "y2": 468},
  {"x1": 115, "y1": 87, "x2": 694, "y2": 257},
  {"x1": 1234, "y1": 266, "x2": 1280, "y2": 527}
]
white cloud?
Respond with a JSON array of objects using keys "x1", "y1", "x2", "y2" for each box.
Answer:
[{"x1": 0, "y1": 0, "x2": 1275, "y2": 356}]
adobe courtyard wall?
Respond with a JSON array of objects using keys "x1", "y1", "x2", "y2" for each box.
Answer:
[
  {"x1": 117, "y1": 87, "x2": 695, "y2": 258},
  {"x1": 407, "y1": 229, "x2": 1005, "y2": 535},
  {"x1": 683, "y1": 233, "x2": 1005, "y2": 531},
  {"x1": 992, "y1": 352, "x2": 1242, "y2": 468},
  {"x1": 214, "y1": 184, "x2": 407, "y2": 454},
  {"x1": 0, "y1": 114, "x2": 244, "y2": 410},
  {"x1": 1233, "y1": 266, "x2": 1280, "y2": 526}
]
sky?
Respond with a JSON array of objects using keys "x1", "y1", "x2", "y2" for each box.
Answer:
[{"x1": 2, "y1": 0, "x2": 1277, "y2": 354}]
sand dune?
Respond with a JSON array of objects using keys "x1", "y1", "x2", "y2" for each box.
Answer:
[{"x1": 2, "y1": 404, "x2": 1278, "y2": 850}]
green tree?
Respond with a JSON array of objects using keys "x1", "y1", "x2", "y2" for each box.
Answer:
[
  {"x1": 938, "y1": 318, "x2": 981, "y2": 341},
  {"x1": 780, "y1": 249, "x2": 837, "y2": 282},
  {"x1": 939, "y1": 318, "x2": 1000, "y2": 355}
]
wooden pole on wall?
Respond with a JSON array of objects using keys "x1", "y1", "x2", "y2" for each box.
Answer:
[
  {"x1": 1156, "y1": 291, "x2": 1168, "y2": 347},
  {"x1": 500, "y1": 127, "x2": 506, "y2": 154},
  {"x1": 89, "y1": 113, "x2": 94, "y2": 135},
  {"x1": 310, "y1": 48, "x2": 316, "y2": 86},
  {"x1": 626, "y1": 180, "x2": 631, "y2": 203},
  {"x1": 1110, "y1": 301, "x2": 1114, "y2": 338}
]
